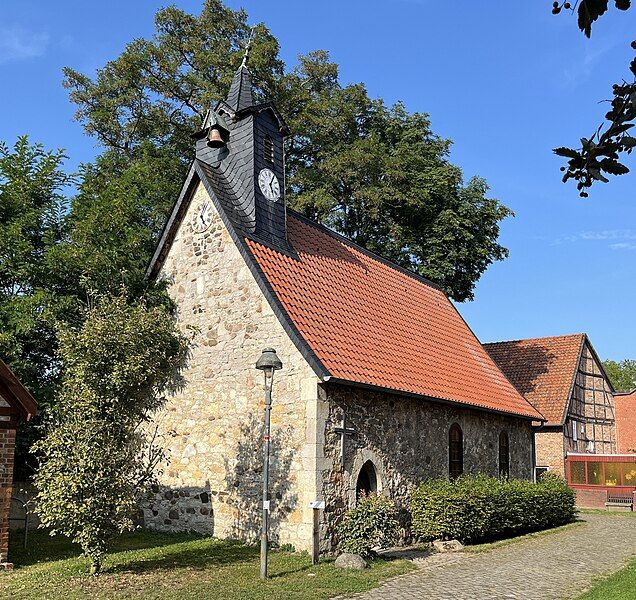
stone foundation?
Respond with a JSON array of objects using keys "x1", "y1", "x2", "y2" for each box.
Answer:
[{"x1": 143, "y1": 485, "x2": 214, "y2": 534}]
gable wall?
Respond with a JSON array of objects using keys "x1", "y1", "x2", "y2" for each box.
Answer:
[
  {"x1": 321, "y1": 383, "x2": 534, "y2": 549},
  {"x1": 564, "y1": 341, "x2": 615, "y2": 456},
  {"x1": 146, "y1": 181, "x2": 324, "y2": 551}
]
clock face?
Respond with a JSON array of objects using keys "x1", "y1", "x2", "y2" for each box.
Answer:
[
  {"x1": 258, "y1": 168, "x2": 281, "y2": 202},
  {"x1": 191, "y1": 200, "x2": 212, "y2": 233}
]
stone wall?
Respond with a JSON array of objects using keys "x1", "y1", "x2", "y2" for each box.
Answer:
[
  {"x1": 535, "y1": 429, "x2": 565, "y2": 477},
  {"x1": 145, "y1": 181, "x2": 323, "y2": 551},
  {"x1": 0, "y1": 425, "x2": 16, "y2": 565},
  {"x1": 320, "y1": 383, "x2": 535, "y2": 549}
]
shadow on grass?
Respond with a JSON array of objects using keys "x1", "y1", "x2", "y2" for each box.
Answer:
[
  {"x1": 268, "y1": 558, "x2": 317, "y2": 579},
  {"x1": 8, "y1": 529, "x2": 83, "y2": 567},
  {"x1": 8, "y1": 529, "x2": 214, "y2": 569},
  {"x1": 106, "y1": 538, "x2": 259, "y2": 575}
]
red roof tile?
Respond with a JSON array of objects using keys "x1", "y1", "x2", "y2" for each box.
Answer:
[
  {"x1": 483, "y1": 334, "x2": 585, "y2": 425},
  {"x1": 245, "y1": 214, "x2": 542, "y2": 420}
]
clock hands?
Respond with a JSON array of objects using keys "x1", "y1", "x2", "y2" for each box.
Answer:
[
  {"x1": 259, "y1": 169, "x2": 279, "y2": 200},
  {"x1": 194, "y1": 203, "x2": 210, "y2": 231}
]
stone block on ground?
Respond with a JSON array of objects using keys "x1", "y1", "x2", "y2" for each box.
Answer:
[
  {"x1": 335, "y1": 553, "x2": 368, "y2": 569},
  {"x1": 432, "y1": 539, "x2": 463, "y2": 553}
]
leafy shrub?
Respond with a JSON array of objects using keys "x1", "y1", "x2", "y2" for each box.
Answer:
[
  {"x1": 337, "y1": 494, "x2": 400, "y2": 557},
  {"x1": 411, "y1": 474, "x2": 575, "y2": 544}
]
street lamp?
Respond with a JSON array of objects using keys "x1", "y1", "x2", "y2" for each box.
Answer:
[{"x1": 255, "y1": 348, "x2": 282, "y2": 581}]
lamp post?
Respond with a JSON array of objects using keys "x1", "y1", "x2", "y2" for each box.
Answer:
[{"x1": 255, "y1": 348, "x2": 283, "y2": 581}]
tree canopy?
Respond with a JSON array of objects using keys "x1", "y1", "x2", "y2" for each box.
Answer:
[
  {"x1": 62, "y1": 0, "x2": 512, "y2": 301},
  {"x1": 603, "y1": 358, "x2": 636, "y2": 392},
  {"x1": 552, "y1": 1, "x2": 636, "y2": 196},
  {"x1": 0, "y1": 137, "x2": 71, "y2": 405}
]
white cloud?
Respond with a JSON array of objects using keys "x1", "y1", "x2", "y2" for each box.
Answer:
[
  {"x1": 560, "y1": 36, "x2": 618, "y2": 89},
  {"x1": 610, "y1": 242, "x2": 636, "y2": 251},
  {"x1": 0, "y1": 27, "x2": 49, "y2": 64},
  {"x1": 552, "y1": 230, "x2": 636, "y2": 245}
]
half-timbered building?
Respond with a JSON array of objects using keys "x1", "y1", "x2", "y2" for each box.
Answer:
[{"x1": 485, "y1": 334, "x2": 616, "y2": 478}]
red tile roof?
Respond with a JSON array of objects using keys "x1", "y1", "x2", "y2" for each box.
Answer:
[
  {"x1": 245, "y1": 214, "x2": 542, "y2": 420},
  {"x1": 483, "y1": 334, "x2": 585, "y2": 425}
]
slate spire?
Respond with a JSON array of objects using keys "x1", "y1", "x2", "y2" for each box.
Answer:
[
  {"x1": 225, "y1": 65, "x2": 254, "y2": 112},
  {"x1": 225, "y1": 28, "x2": 255, "y2": 112}
]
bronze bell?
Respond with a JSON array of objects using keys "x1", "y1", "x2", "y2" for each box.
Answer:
[{"x1": 207, "y1": 126, "x2": 225, "y2": 148}]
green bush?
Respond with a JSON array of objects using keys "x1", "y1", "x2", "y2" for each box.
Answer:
[
  {"x1": 411, "y1": 474, "x2": 576, "y2": 544},
  {"x1": 336, "y1": 494, "x2": 401, "y2": 557}
]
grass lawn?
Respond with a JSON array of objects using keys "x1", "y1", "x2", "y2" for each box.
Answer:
[
  {"x1": 577, "y1": 559, "x2": 636, "y2": 600},
  {"x1": 0, "y1": 530, "x2": 414, "y2": 600},
  {"x1": 578, "y1": 508, "x2": 636, "y2": 517}
]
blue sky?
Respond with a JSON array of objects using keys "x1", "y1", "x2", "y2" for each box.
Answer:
[{"x1": 1, "y1": 1, "x2": 635, "y2": 360}]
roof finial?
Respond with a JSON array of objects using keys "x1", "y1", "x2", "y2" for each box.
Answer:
[{"x1": 240, "y1": 26, "x2": 256, "y2": 69}]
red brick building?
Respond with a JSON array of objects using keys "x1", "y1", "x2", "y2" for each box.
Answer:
[
  {"x1": 614, "y1": 390, "x2": 636, "y2": 453},
  {"x1": 0, "y1": 358, "x2": 37, "y2": 569},
  {"x1": 484, "y1": 334, "x2": 616, "y2": 478}
]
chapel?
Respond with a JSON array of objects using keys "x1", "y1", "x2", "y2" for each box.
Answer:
[{"x1": 145, "y1": 60, "x2": 543, "y2": 551}]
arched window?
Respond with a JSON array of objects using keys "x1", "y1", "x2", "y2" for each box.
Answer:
[
  {"x1": 449, "y1": 423, "x2": 463, "y2": 478},
  {"x1": 263, "y1": 135, "x2": 275, "y2": 166},
  {"x1": 356, "y1": 460, "x2": 378, "y2": 502},
  {"x1": 499, "y1": 431, "x2": 510, "y2": 478}
]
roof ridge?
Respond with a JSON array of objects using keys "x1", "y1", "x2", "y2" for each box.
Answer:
[
  {"x1": 483, "y1": 333, "x2": 585, "y2": 346},
  {"x1": 287, "y1": 209, "x2": 444, "y2": 294}
]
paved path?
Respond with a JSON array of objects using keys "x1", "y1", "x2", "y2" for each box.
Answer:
[{"x1": 344, "y1": 514, "x2": 636, "y2": 600}]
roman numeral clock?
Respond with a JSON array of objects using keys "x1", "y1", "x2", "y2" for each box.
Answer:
[{"x1": 258, "y1": 168, "x2": 281, "y2": 202}]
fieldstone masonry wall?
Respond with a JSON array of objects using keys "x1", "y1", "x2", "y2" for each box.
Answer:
[
  {"x1": 0, "y1": 425, "x2": 16, "y2": 565},
  {"x1": 145, "y1": 182, "x2": 323, "y2": 551},
  {"x1": 320, "y1": 384, "x2": 534, "y2": 549}
]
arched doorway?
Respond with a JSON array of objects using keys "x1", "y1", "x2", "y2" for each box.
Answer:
[{"x1": 356, "y1": 460, "x2": 378, "y2": 502}]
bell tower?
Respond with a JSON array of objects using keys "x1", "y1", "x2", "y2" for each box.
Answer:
[{"x1": 193, "y1": 51, "x2": 290, "y2": 251}]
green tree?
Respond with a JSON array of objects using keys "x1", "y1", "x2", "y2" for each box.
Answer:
[
  {"x1": 603, "y1": 359, "x2": 636, "y2": 392},
  {"x1": 0, "y1": 137, "x2": 73, "y2": 477},
  {"x1": 0, "y1": 136, "x2": 71, "y2": 399},
  {"x1": 62, "y1": 0, "x2": 512, "y2": 301},
  {"x1": 48, "y1": 144, "x2": 183, "y2": 314},
  {"x1": 552, "y1": 1, "x2": 636, "y2": 195},
  {"x1": 34, "y1": 295, "x2": 189, "y2": 574}
]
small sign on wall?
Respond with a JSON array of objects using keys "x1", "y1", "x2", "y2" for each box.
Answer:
[{"x1": 308, "y1": 500, "x2": 325, "y2": 510}]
